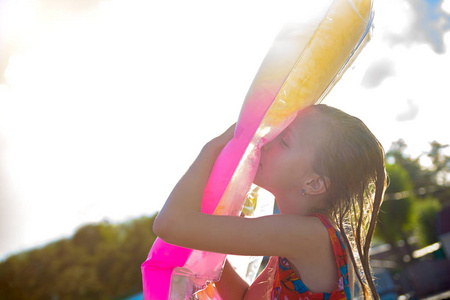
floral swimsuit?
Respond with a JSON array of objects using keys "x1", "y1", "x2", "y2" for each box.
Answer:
[{"x1": 271, "y1": 214, "x2": 351, "y2": 300}]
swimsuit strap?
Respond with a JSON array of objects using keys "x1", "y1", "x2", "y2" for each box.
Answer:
[
  {"x1": 310, "y1": 213, "x2": 351, "y2": 299},
  {"x1": 311, "y1": 213, "x2": 347, "y2": 276}
]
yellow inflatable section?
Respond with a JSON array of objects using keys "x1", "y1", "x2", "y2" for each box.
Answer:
[
  {"x1": 214, "y1": 0, "x2": 373, "y2": 218},
  {"x1": 259, "y1": 0, "x2": 372, "y2": 134}
]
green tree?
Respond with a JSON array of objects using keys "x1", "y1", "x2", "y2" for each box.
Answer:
[
  {"x1": 375, "y1": 163, "x2": 416, "y2": 265},
  {"x1": 386, "y1": 140, "x2": 434, "y2": 189},
  {"x1": 375, "y1": 140, "x2": 449, "y2": 265},
  {"x1": 387, "y1": 140, "x2": 450, "y2": 205},
  {"x1": 413, "y1": 197, "x2": 442, "y2": 247},
  {"x1": 0, "y1": 214, "x2": 158, "y2": 300},
  {"x1": 427, "y1": 141, "x2": 449, "y2": 186}
]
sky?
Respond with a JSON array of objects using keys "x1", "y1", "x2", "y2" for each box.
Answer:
[{"x1": 0, "y1": 0, "x2": 449, "y2": 259}]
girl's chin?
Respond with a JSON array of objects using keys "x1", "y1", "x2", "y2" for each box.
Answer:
[{"x1": 252, "y1": 175, "x2": 267, "y2": 190}]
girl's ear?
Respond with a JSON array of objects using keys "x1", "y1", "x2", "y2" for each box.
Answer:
[{"x1": 305, "y1": 175, "x2": 330, "y2": 195}]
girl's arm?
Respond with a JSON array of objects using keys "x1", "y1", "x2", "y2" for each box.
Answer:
[
  {"x1": 153, "y1": 123, "x2": 236, "y2": 242},
  {"x1": 153, "y1": 123, "x2": 328, "y2": 257},
  {"x1": 214, "y1": 259, "x2": 249, "y2": 300},
  {"x1": 154, "y1": 124, "x2": 251, "y2": 297}
]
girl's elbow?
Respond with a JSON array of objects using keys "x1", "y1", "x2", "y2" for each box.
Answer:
[
  {"x1": 153, "y1": 211, "x2": 195, "y2": 245},
  {"x1": 153, "y1": 213, "x2": 170, "y2": 239}
]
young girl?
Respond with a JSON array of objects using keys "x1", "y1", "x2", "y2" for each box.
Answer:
[{"x1": 153, "y1": 104, "x2": 386, "y2": 300}]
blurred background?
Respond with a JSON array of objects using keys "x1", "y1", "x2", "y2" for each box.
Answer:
[{"x1": 0, "y1": 0, "x2": 449, "y2": 299}]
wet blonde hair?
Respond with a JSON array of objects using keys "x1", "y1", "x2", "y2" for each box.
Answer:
[{"x1": 300, "y1": 104, "x2": 386, "y2": 300}]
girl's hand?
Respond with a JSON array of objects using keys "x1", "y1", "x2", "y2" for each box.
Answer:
[
  {"x1": 154, "y1": 123, "x2": 236, "y2": 241},
  {"x1": 203, "y1": 123, "x2": 236, "y2": 156}
]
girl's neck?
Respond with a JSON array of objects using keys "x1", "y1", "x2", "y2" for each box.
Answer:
[{"x1": 276, "y1": 194, "x2": 328, "y2": 216}]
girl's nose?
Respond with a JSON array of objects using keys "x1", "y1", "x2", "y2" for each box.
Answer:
[{"x1": 261, "y1": 141, "x2": 271, "y2": 151}]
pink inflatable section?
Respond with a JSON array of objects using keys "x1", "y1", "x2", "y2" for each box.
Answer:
[{"x1": 142, "y1": 0, "x2": 374, "y2": 299}]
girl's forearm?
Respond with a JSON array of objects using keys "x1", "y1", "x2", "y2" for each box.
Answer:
[
  {"x1": 215, "y1": 259, "x2": 249, "y2": 300},
  {"x1": 153, "y1": 124, "x2": 235, "y2": 241},
  {"x1": 153, "y1": 144, "x2": 219, "y2": 238}
]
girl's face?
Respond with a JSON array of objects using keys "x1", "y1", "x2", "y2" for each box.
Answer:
[{"x1": 254, "y1": 115, "x2": 317, "y2": 200}]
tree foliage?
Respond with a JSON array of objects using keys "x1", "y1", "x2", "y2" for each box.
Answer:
[
  {"x1": 376, "y1": 163, "x2": 415, "y2": 244},
  {"x1": 0, "y1": 215, "x2": 157, "y2": 300},
  {"x1": 386, "y1": 140, "x2": 449, "y2": 200},
  {"x1": 374, "y1": 139, "x2": 449, "y2": 260},
  {"x1": 413, "y1": 197, "x2": 442, "y2": 246}
]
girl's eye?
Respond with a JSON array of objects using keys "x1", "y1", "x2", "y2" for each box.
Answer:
[{"x1": 281, "y1": 138, "x2": 289, "y2": 147}]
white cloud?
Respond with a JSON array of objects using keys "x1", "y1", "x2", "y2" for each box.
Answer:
[
  {"x1": 395, "y1": 99, "x2": 419, "y2": 122},
  {"x1": 361, "y1": 58, "x2": 396, "y2": 89},
  {"x1": 443, "y1": 0, "x2": 450, "y2": 13},
  {"x1": 374, "y1": 0, "x2": 450, "y2": 53}
]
